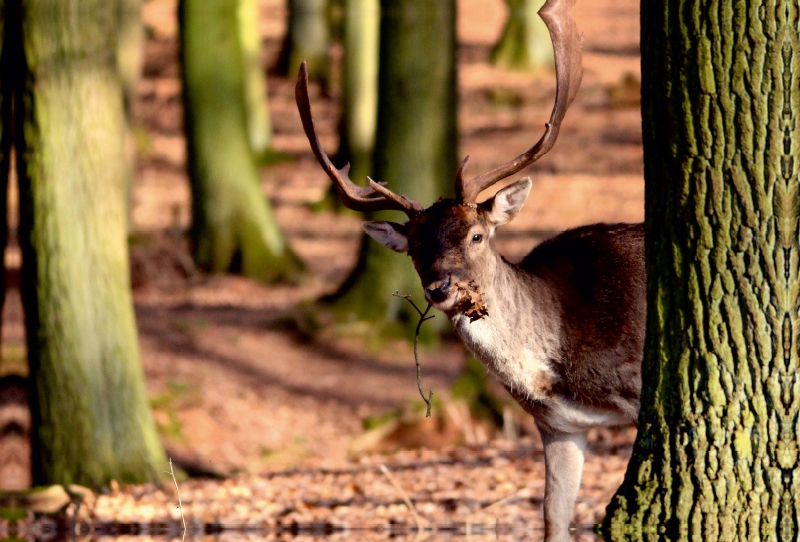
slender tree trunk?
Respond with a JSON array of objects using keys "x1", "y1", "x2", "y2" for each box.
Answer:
[
  {"x1": 180, "y1": 0, "x2": 304, "y2": 282},
  {"x1": 16, "y1": 0, "x2": 166, "y2": 487},
  {"x1": 490, "y1": 0, "x2": 552, "y2": 72},
  {"x1": 337, "y1": 0, "x2": 379, "y2": 186},
  {"x1": 601, "y1": 2, "x2": 798, "y2": 539},
  {"x1": 238, "y1": 0, "x2": 272, "y2": 157},
  {"x1": 326, "y1": 0, "x2": 458, "y2": 334},
  {"x1": 276, "y1": 0, "x2": 330, "y2": 87}
]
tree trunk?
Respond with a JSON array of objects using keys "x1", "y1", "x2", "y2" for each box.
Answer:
[
  {"x1": 238, "y1": 0, "x2": 273, "y2": 158},
  {"x1": 117, "y1": 0, "x2": 143, "y2": 230},
  {"x1": 276, "y1": 0, "x2": 330, "y2": 88},
  {"x1": 337, "y1": 0, "x2": 379, "y2": 186},
  {"x1": 0, "y1": 0, "x2": 10, "y2": 327},
  {"x1": 325, "y1": 0, "x2": 458, "y2": 335},
  {"x1": 490, "y1": 0, "x2": 552, "y2": 72},
  {"x1": 601, "y1": 1, "x2": 797, "y2": 539},
  {"x1": 180, "y1": 0, "x2": 304, "y2": 282},
  {"x1": 16, "y1": 0, "x2": 166, "y2": 487}
]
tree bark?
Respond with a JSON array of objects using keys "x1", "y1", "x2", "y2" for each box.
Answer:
[
  {"x1": 490, "y1": 0, "x2": 552, "y2": 72},
  {"x1": 325, "y1": 0, "x2": 458, "y2": 334},
  {"x1": 16, "y1": 0, "x2": 166, "y2": 487},
  {"x1": 601, "y1": 1, "x2": 798, "y2": 539},
  {"x1": 180, "y1": 0, "x2": 304, "y2": 282}
]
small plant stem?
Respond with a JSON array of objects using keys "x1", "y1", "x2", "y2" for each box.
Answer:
[
  {"x1": 166, "y1": 457, "x2": 186, "y2": 541},
  {"x1": 393, "y1": 292, "x2": 435, "y2": 417}
]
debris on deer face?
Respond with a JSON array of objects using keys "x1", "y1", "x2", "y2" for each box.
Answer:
[{"x1": 452, "y1": 280, "x2": 489, "y2": 322}]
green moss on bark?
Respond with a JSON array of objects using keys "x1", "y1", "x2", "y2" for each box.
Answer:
[{"x1": 601, "y1": 1, "x2": 799, "y2": 539}]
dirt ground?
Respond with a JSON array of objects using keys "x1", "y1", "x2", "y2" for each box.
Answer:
[{"x1": 0, "y1": 0, "x2": 644, "y2": 536}]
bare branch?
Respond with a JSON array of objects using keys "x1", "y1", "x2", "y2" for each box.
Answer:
[{"x1": 394, "y1": 292, "x2": 435, "y2": 417}]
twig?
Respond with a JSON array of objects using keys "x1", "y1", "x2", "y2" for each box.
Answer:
[
  {"x1": 379, "y1": 464, "x2": 431, "y2": 538},
  {"x1": 166, "y1": 458, "x2": 186, "y2": 541},
  {"x1": 478, "y1": 488, "x2": 529, "y2": 514},
  {"x1": 393, "y1": 292, "x2": 435, "y2": 417}
]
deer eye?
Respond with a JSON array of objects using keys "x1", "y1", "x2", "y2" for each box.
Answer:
[{"x1": 471, "y1": 233, "x2": 483, "y2": 243}]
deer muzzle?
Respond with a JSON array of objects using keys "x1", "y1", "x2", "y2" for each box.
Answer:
[{"x1": 425, "y1": 277, "x2": 452, "y2": 304}]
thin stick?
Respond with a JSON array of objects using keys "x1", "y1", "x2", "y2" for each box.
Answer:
[
  {"x1": 379, "y1": 464, "x2": 429, "y2": 536},
  {"x1": 166, "y1": 458, "x2": 186, "y2": 541},
  {"x1": 478, "y1": 488, "x2": 527, "y2": 514},
  {"x1": 393, "y1": 292, "x2": 435, "y2": 417}
]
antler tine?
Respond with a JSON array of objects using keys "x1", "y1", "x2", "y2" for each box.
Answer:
[
  {"x1": 295, "y1": 62, "x2": 423, "y2": 217},
  {"x1": 456, "y1": 0, "x2": 584, "y2": 204}
]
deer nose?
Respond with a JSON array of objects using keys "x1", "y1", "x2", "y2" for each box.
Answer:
[{"x1": 425, "y1": 277, "x2": 451, "y2": 303}]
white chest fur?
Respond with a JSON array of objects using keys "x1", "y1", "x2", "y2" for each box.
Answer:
[{"x1": 450, "y1": 313, "x2": 557, "y2": 401}]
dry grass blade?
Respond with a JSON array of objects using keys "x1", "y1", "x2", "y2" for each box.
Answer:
[
  {"x1": 379, "y1": 464, "x2": 433, "y2": 539},
  {"x1": 166, "y1": 457, "x2": 186, "y2": 541}
]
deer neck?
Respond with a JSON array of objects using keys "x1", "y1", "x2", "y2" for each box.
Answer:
[{"x1": 446, "y1": 254, "x2": 560, "y2": 399}]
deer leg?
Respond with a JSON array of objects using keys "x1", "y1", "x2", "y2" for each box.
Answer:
[{"x1": 538, "y1": 428, "x2": 588, "y2": 542}]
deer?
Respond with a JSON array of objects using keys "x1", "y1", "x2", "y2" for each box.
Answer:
[{"x1": 295, "y1": 0, "x2": 644, "y2": 539}]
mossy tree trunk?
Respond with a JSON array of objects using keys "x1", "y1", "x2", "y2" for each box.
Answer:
[
  {"x1": 276, "y1": 0, "x2": 330, "y2": 87},
  {"x1": 15, "y1": 0, "x2": 166, "y2": 487},
  {"x1": 180, "y1": 0, "x2": 304, "y2": 282},
  {"x1": 490, "y1": 0, "x2": 552, "y2": 72},
  {"x1": 326, "y1": 0, "x2": 458, "y2": 336},
  {"x1": 238, "y1": 0, "x2": 273, "y2": 158},
  {"x1": 601, "y1": 1, "x2": 798, "y2": 539}
]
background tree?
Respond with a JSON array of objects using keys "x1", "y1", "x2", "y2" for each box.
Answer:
[
  {"x1": 180, "y1": 0, "x2": 304, "y2": 282},
  {"x1": 490, "y1": 0, "x2": 552, "y2": 71},
  {"x1": 276, "y1": 0, "x2": 330, "y2": 88},
  {"x1": 601, "y1": 1, "x2": 796, "y2": 538},
  {"x1": 336, "y1": 0, "x2": 380, "y2": 186},
  {"x1": 15, "y1": 0, "x2": 166, "y2": 487},
  {"x1": 324, "y1": 0, "x2": 458, "y2": 334},
  {"x1": 239, "y1": 0, "x2": 273, "y2": 158}
]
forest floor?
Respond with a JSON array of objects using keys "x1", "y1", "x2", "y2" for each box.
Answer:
[{"x1": 0, "y1": 0, "x2": 644, "y2": 538}]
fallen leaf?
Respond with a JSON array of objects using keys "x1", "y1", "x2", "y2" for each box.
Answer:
[{"x1": 452, "y1": 281, "x2": 489, "y2": 322}]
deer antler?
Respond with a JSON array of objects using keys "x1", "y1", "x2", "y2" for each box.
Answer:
[
  {"x1": 295, "y1": 62, "x2": 424, "y2": 216},
  {"x1": 456, "y1": 0, "x2": 584, "y2": 205}
]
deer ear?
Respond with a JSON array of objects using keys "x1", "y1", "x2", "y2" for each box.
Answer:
[
  {"x1": 362, "y1": 221, "x2": 409, "y2": 253},
  {"x1": 483, "y1": 177, "x2": 532, "y2": 226}
]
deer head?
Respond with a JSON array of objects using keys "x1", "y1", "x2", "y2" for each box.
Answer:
[{"x1": 295, "y1": 0, "x2": 583, "y2": 311}]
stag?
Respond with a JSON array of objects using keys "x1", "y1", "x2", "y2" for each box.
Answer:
[{"x1": 295, "y1": 0, "x2": 644, "y2": 539}]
